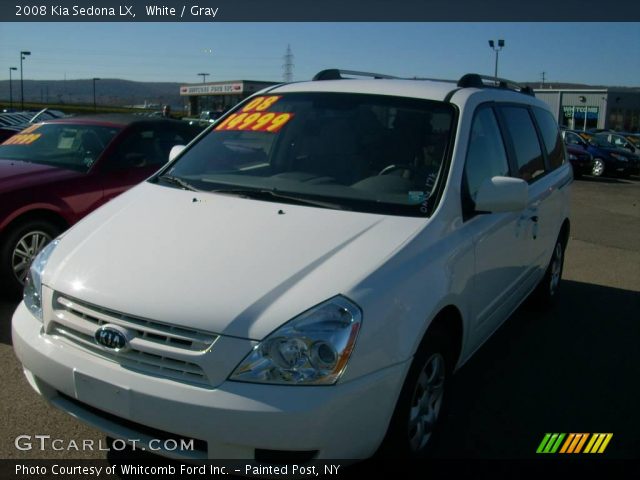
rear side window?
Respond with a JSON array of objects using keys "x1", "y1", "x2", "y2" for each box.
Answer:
[
  {"x1": 500, "y1": 107, "x2": 545, "y2": 182},
  {"x1": 464, "y1": 108, "x2": 510, "y2": 205},
  {"x1": 533, "y1": 107, "x2": 564, "y2": 170}
]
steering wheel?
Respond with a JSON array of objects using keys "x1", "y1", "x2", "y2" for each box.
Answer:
[{"x1": 378, "y1": 164, "x2": 417, "y2": 176}]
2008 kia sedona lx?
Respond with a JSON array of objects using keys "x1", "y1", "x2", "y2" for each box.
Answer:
[{"x1": 13, "y1": 70, "x2": 571, "y2": 460}]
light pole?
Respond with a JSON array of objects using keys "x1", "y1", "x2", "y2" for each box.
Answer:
[
  {"x1": 9, "y1": 67, "x2": 17, "y2": 111},
  {"x1": 198, "y1": 73, "x2": 209, "y2": 83},
  {"x1": 20, "y1": 51, "x2": 31, "y2": 111},
  {"x1": 488, "y1": 39, "x2": 505, "y2": 84},
  {"x1": 92, "y1": 78, "x2": 100, "y2": 112}
]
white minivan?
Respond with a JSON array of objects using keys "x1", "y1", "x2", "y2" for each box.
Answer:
[{"x1": 13, "y1": 71, "x2": 571, "y2": 460}]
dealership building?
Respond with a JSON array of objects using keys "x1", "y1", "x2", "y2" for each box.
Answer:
[
  {"x1": 534, "y1": 88, "x2": 640, "y2": 132},
  {"x1": 180, "y1": 80, "x2": 278, "y2": 115}
]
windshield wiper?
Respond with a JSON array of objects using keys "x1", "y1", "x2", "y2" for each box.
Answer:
[
  {"x1": 156, "y1": 175, "x2": 198, "y2": 191},
  {"x1": 211, "y1": 188, "x2": 348, "y2": 210}
]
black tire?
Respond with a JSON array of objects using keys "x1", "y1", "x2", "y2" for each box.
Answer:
[
  {"x1": 377, "y1": 327, "x2": 454, "y2": 458},
  {"x1": 591, "y1": 158, "x2": 605, "y2": 177},
  {"x1": 0, "y1": 219, "x2": 60, "y2": 299},
  {"x1": 529, "y1": 235, "x2": 566, "y2": 310}
]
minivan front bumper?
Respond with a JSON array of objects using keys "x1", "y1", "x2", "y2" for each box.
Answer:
[{"x1": 12, "y1": 301, "x2": 409, "y2": 460}]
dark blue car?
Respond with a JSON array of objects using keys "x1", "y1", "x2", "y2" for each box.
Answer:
[{"x1": 562, "y1": 130, "x2": 640, "y2": 177}]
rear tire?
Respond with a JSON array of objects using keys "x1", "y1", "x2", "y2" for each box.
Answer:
[
  {"x1": 378, "y1": 327, "x2": 453, "y2": 457},
  {"x1": 529, "y1": 235, "x2": 566, "y2": 310},
  {"x1": 0, "y1": 219, "x2": 60, "y2": 299}
]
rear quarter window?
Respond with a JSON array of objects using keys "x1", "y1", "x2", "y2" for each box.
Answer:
[{"x1": 533, "y1": 107, "x2": 564, "y2": 170}]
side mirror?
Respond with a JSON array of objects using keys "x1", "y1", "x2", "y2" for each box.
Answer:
[
  {"x1": 475, "y1": 176, "x2": 528, "y2": 213},
  {"x1": 169, "y1": 144, "x2": 186, "y2": 162}
]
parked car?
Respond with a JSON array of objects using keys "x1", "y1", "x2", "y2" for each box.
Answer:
[
  {"x1": 0, "y1": 109, "x2": 67, "y2": 144},
  {"x1": 562, "y1": 129, "x2": 640, "y2": 177},
  {"x1": 594, "y1": 132, "x2": 639, "y2": 154},
  {"x1": 0, "y1": 114, "x2": 202, "y2": 296},
  {"x1": 183, "y1": 110, "x2": 223, "y2": 127},
  {"x1": 13, "y1": 71, "x2": 571, "y2": 459},
  {"x1": 565, "y1": 145, "x2": 593, "y2": 178}
]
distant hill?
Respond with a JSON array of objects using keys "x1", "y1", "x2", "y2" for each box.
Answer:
[
  {"x1": 0, "y1": 79, "x2": 184, "y2": 109},
  {"x1": 1, "y1": 79, "x2": 637, "y2": 111}
]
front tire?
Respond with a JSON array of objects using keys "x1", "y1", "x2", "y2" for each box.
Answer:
[
  {"x1": 0, "y1": 219, "x2": 60, "y2": 299},
  {"x1": 378, "y1": 327, "x2": 453, "y2": 457},
  {"x1": 591, "y1": 158, "x2": 605, "y2": 177}
]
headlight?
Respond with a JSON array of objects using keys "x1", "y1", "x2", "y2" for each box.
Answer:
[
  {"x1": 610, "y1": 153, "x2": 628, "y2": 162},
  {"x1": 568, "y1": 153, "x2": 577, "y2": 160},
  {"x1": 230, "y1": 296, "x2": 362, "y2": 385},
  {"x1": 23, "y1": 239, "x2": 59, "y2": 321}
]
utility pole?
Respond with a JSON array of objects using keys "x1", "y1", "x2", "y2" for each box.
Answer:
[
  {"x1": 540, "y1": 71, "x2": 546, "y2": 89},
  {"x1": 198, "y1": 73, "x2": 209, "y2": 83},
  {"x1": 283, "y1": 44, "x2": 294, "y2": 83},
  {"x1": 488, "y1": 39, "x2": 505, "y2": 84}
]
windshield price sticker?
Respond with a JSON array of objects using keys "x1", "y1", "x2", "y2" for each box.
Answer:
[
  {"x1": 2, "y1": 124, "x2": 42, "y2": 145},
  {"x1": 215, "y1": 112, "x2": 293, "y2": 133},
  {"x1": 2, "y1": 124, "x2": 43, "y2": 145},
  {"x1": 241, "y1": 96, "x2": 282, "y2": 112}
]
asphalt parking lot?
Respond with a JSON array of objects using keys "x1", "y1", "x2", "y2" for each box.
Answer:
[{"x1": 0, "y1": 176, "x2": 638, "y2": 462}]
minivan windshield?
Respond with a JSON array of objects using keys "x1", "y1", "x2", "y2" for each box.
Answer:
[{"x1": 160, "y1": 92, "x2": 456, "y2": 216}]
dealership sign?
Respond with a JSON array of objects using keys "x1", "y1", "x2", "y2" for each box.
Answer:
[
  {"x1": 563, "y1": 106, "x2": 599, "y2": 120},
  {"x1": 180, "y1": 83, "x2": 243, "y2": 96}
]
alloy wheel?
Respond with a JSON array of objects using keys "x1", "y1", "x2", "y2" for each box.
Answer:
[
  {"x1": 549, "y1": 242, "x2": 563, "y2": 296},
  {"x1": 407, "y1": 353, "x2": 446, "y2": 452},
  {"x1": 592, "y1": 159, "x2": 604, "y2": 177},
  {"x1": 11, "y1": 230, "x2": 51, "y2": 284}
]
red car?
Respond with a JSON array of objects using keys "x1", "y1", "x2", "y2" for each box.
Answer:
[{"x1": 0, "y1": 115, "x2": 202, "y2": 296}]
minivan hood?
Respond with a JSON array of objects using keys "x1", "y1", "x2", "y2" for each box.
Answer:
[{"x1": 46, "y1": 182, "x2": 424, "y2": 340}]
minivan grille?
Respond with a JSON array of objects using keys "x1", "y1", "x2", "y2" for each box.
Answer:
[{"x1": 49, "y1": 293, "x2": 218, "y2": 386}]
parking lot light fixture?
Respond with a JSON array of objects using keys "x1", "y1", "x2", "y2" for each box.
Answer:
[
  {"x1": 488, "y1": 39, "x2": 505, "y2": 84},
  {"x1": 198, "y1": 73, "x2": 210, "y2": 83},
  {"x1": 20, "y1": 51, "x2": 31, "y2": 111},
  {"x1": 9, "y1": 67, "x2": 17, "y2": 111}
]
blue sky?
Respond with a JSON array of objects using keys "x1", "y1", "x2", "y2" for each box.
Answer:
[{"x1": 1, "y1": 23, "x2": 638, "y2": 86}]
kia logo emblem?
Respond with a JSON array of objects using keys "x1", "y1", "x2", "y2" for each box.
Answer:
[{"x1": 94, "y1": 325, "x2": 131, "y2": 352}]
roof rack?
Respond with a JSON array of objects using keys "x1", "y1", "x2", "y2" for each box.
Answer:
[
  {"x1": 313, "y1": 69, "x2": 398, "y2": 81},
  {"x1": 457, "y1": 73, "x2": 535, "y2": 96},
  {"x1": 311, "y1": 69, "x2": 535, "y2": 97}
]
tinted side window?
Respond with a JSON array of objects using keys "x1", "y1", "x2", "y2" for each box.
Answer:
[
  {"x1": 501, "y1": 107, "x2": 545, "y2": 182},
  {"x1": 533, "y1": 107, "x2": 564, "y2": 170},
  {"x1": 463, "y1": 108, "x2": 510, "y2": 206},
  {"x1": 112, "y1": 127, "x2": 169, "y2": 169}
]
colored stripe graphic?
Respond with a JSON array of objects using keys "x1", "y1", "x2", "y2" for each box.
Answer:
[
  {"x1": 584, "y1": 433, "x2": 613, "y2": 454},
  {"x1": 536, "y1": 433, "x2": 565, "y2": 453},
  {"x1": 538, "y1": 433, "x2": 613, "y2": 454}
]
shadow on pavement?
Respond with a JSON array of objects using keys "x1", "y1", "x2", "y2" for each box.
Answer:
[
  {"x1": 0, "y1": 300, "x2": 18, "y2": 346},
  {"x1": 579, "y1": 176, "x2": 633, "y2": 184},
  {"x1": 429, "y1": 279, "x2": 640, "y2": 459}
]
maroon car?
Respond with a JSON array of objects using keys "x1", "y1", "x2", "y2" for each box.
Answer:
[{"x1": 0, "y1": 115, "x2": 202, "y2": 296}]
